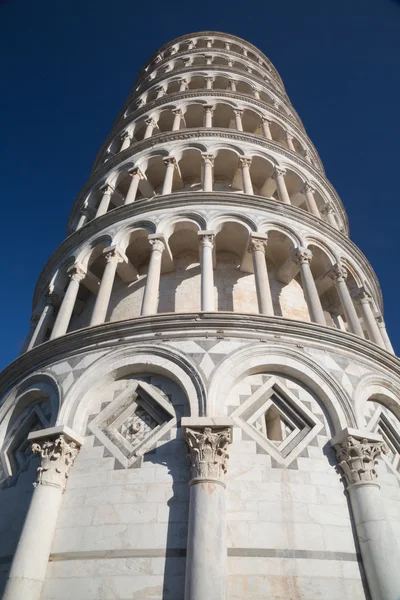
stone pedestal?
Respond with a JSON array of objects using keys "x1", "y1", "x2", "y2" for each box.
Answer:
[
  {"x1": 182, "y1": 418, "x2": 233, "y2": 600},
  {"x1": 3, "y1": 426, "x2": 82, "y2": 600}
]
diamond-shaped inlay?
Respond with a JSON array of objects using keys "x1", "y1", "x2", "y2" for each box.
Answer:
[
  {"x1": 366, "y1": 402, "x2": 400, "y2": 478},
  {"x1": 231, "y1": 376, "x2": 323, "y2": 467},
  {"x1": 88, "y1": 380, "x2": 177, "y2": 468}
]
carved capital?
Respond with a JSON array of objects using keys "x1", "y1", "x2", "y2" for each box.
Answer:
[
  {"x1": 334, "y1": 435, "x2": 387, "y2": 488},
  {"x1": 300, "y1": 183, "x2": 315, "y2": 195},
  {"x1": 239, "y1": 157, "x2": 252, "y2": 169},
  {"x1": 121, "y1": 131, "x2": 132, "y2": 141},
  {"x1": 101, "y1": 183, "x2": 114, "y2": 195},
  {"x1": 249, "y1": 237, "x2": 268, "y2": 254},
  {"x1": 67, "y1": 265, "x2": 86, "y2": 283},
  {"x1": 205, "y1": 76, "x2": 214, "y2": 84},
  {"x1": 149, "y1": 238, "x2": 165, "y2": 254},
  {"x1": 172, "y1": 108, "x2": 183, "y2": 116},
  {"x1": 321, "y1": 204, "x2": 334, "y2": 215},
  {"x1": 184, "y1": 427, "x2": 231, "y2": 482},
  {"x1": 183, "y1": 58, "x2": 193, "y2": 66},
  {"x1": 198, "y1": 233, "x2": 215, "y2": 249},
  {"x1": 233, "y1": 109, "x2": 244, "y2": 117},
  {"x1": 261, "y1": 116, "x2": 272, "y2": 125},
  {"x1": 272, "y1": 167, "x2": 286, "y2": 179},
  {"x1": 145, "y1": 117, "x2": 157, "y2": 127},
  {"x1": 163, "y1": 156, "x2": 176, "y2": 167},
  {"x1": 352, "y1": 288, "x2": 372, "y2": 305},
  {"x1": 155, "y1": 85, "x2": 165, "y2": 93},
  {"x1": 205, "y1": 55, "x2": 213, "y2": 65},
  {"x1": 329, "y1": 263, "x2": 348, "y2": 283},
  {"x1": 31, "y1": 434, "x2": 80, "y2": 492},
  {"x1": 103, "y1": 248, "x2": 124, "y2": 265},
  {"x1": 204, "y1": 104, "x2": 214, "y2": 113},
  {"x1": 224, "y1": 42, "x2": 231, "y2": 50},
  {"x1": 201, "y1": 153, "x2": 214, "y2": 166},
  {"x1": 294, "y1": 246, "x2": 313, "y2": 266},
  {"x1": 129, "y1": 166, "x2": 144, "y2": 179}
]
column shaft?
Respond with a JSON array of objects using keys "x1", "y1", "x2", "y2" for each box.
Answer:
[
  {"x1": 295, "y1": 248, "x2": 326, "y2": 325},
  {"x1": 162, "y1": 158, "x2": 176, "y2": 195},
  {"x1": 183, "y1": 425, "x2": 232, "y2": 600},
  {"x1": 273, "y1": 169, "x2": 291, "y2": 205},
  {"x1": 2, "y1": 430, "x2": 81, "y2": 600},
  {"x1": 120, "y1": 132, "x2": 132, "y2": 151},
  {"x1": 234, "y1": 110, "x2": 243, "y2": 131},
  {"x1": 50, "y1": 267, "x2": 84, "y2": 339},
  {"x1": 90, "y1": 250, "x2": 121, "y2": 326},
  {"x1": 377, "y1": 317, "x2": 395, "y2": 354},
  {"x1": 172, "y1": 110, "x2": 182, "y2": 131},
  {"x1": 144, "y1": 119, "x2": 156, "y2": 139},
  {"x1": 261, "y1": 118, "x2": 272, "y2": 140},
  {"x1": 27, "y1": 301, "x2": 54, "y2": 350},
  {"x1": 301, "y1": 184, "x2": 320, "y2": 217},
  {"x1": 330, "y1": 266, "x2": 364, "y2": 337},
  {"x1": 204, "y1": 106, "x2": 213, "y2": 127},
  {"x1": 199, "y1": 234, "x2": 215, "y2": 311},
  {"x1": 76, "y1": 209, "x2": 88, "y2": 230},
  {"x1": 250, "y1": 238, "x2": 273, "y2": 315},
  {"x1": 240, "y1": 158, "x2": 253, "y2": 195},
  {"x1": 95, "y1": 186, "x2": 113, "y2": 218},
  {"x1": 124, "y1": 169, "x2": 142, "y2": 204},
  {"x1": 141, "y1": 239, "x2": 164, "y2": 316},
  {"x1": 358, "y1": 297, "x2": 385, "y2": 347},
  {"x1": 202, "y1": 155, "x2": 214, "y2": 192}
]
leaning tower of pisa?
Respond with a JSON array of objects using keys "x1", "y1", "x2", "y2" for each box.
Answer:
[{"x1": 1, "y1": 31, "x2": 400, "y2": 600}]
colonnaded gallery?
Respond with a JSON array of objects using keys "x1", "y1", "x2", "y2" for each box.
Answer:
[{"x1": 0, "y1": 31, "x2": 399, "y2": 600}]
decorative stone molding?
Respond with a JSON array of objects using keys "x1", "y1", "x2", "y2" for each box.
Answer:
[
  {"x1": 249, "y1": 237, "x2": 268, "y2": 254},
  {"x1": 67, "y1": 264, "x2": 86, "y2": 283},
  {"x1": 198, "y1": 232, "x2": 215, "y2": 249},
  {"x1": 201, "y1": 153, "x2": 214, "y2": 165},
  {"x1": 149, "y1": 237, "x2": 165, "y2": 254},
  {"x1": 331, "y1": 428, "x2": 388, "y2": 488},
  {"x1": 28, "y1": 426, "x2": 83, "y2": 492},
  {"x1": 329, "y1": 263, "x2": 348, "y2": 283},
  {"x1": 300, "y1": 182, "x2": 315, "y2": 195},
  {"x1": 294, "y1": 246, "x2": 313, "y2": 266},
  {"x1": 184, "y1": 426, "x2": 232, "y2": 482},
  {"x1": 272, "y1": 167, "x2": 287, "y2": 179},
  {"x1": 103, "y1": 247, "x2": 124, "y2": 265},
  {"x1": 239, "y1": 156, "x2": 252, "y2": 168}
]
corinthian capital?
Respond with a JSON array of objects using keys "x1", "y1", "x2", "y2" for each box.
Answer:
[
  {"x1": 329, "y1": 263, "x2": 348, "y2": 283},
  {"x1": 184, "y1": 426, "x2": 232, "y2": 481},
  {"x1": 294, "y1": 246, "x2": 312, "y2": 266},
  {"x1": 332, "y1": 431, "x2": 387, "y2": 488},
  {"x1": 249, "y1": 236, "x2": 268, "y2": 254},
  {"x1": 29, "y1": 427, "x2": 83, "y2": 492}
]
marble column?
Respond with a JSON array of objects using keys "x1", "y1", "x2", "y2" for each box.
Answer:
[
  {"x1": 182, "y1": 419, "x2": 233, "y2": 600},
  {"x1": 76, "y1": 206, "x2": 89, "y2": 230},
  {"x1": 141, "y1": 238, "x2": 165, "y2": 316},
  {"x1": 233, "y1": 109, "x2": 243, "y2": 131},
  {"x1": 119, "y1": 131, "x2": 132, "y2": 152},
  {"x1": 329, "y1": 264, "x2": 364, "y2": 337},
  {"x1": 249, "y1": 236, "x2": 274, "y2": 315},
  {"x1": 272, "y1": 167, "x2": 291, "y2": 205},
  {"x1": 27, "y1": 295, "x2": 56, "y2": 350},
  {"x1": 95, "y1": 184, "x2": 113, "y2": 218},
  {"x1": 261, "y1": 117, "x2": 272, "y2": 140},
  {"x1": 376, "y1": 316, "x2": 395, "y2": 354},
  {"x1": 300, "y1": 183, "x2": 320, "y2": 217},
  {"x1": 198, "y1": 232, "x2": 215, "y2": 311},
  {"x1": 155, "y1": 86, "x2": 165, "y2": 99},
  {"x1": 205, "y1": 77, "x2": 214, "y2": 90},
  {"x1": 353, "y1": 290, "x2": 386, "y2": 348},
  {"x1": 294, "y1": 247, "x2": 326, "y2": 325},
  {"x1": 50, "y1": 266, "x2": 85, "y2": 340},
  {"x1": 253, "y1": 88, "x2": 261, "y2": 99},
  {"x1": 2, "y1": 426, "x2": 82, "y2": 600},
  {"x1": 285, "y1": 133, "x2": 296, "y2": 151},
  {"x1": 239, "y1": 157, "x2": 253, "y2": 195},
  {"x1": 162, "y1": 157, "x2": 176, "y2": 195},
  {"x1": 204, "y1": 105, "x2": 214, "y2": 127},
  {"x1": 229, "y1": 79, "x2": 236, "y2": 92},
  {"x1": 322, "y1": 204, "x2": 338, "y2": 228},
  {"x1": 202, "y1": 154, "x2": 214, "y2": 192},
  {"x1": 124, "y1": 167, "x2": 144, "y2": 204},
  {"x1": 90, "y1": 248, "x2": 123, "y2": 326},
  {"x1": 179, "y1": 79, "x2": 188, "y2": 92},
  {"x1": 144, "y1": 118, "x2": 157, "y2": 139},
  {"x1": 21, "y1": 315, "x2": 39, "y2": 354},
  {"x1": 331, "y1": 429, "x2": 400, "y2": 600},
  {"x1": 172, "y1": 109, "x2": 183, "y2": 131}
]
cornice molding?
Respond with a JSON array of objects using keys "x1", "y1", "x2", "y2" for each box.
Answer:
[
  {"x1": 34, "y1": 194, "x2": 378, "y2": 310},
  {"x1": 93, "y1": 90, "x2": 323, "y2": 174},
  {"x1": 0, "y1": 313, "x2": 398, "y2": 399},
  {"x1": 136, "y1": 31, "x2": 283, "y2": 85},
  {"x1": 71, "y1": 128, "x2": 347, "y2": 230}
]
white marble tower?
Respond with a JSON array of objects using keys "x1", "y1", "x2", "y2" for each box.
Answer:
[{"x1": 0, "y1": 32, "x2": 400, "y2": 600}]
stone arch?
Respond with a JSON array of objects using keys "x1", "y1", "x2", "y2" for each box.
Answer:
[
  {"x1": 208, "y1": 344, "x2": 354, "y2": 432},
  {"x1": 59, "y1": 345, "x2": 207, "y2": 434},
  {"x1": 354, "y1": 374, "x2": 400, "y2": 428}
]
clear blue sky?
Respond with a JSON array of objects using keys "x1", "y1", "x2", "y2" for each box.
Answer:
[{"x1": 0, "y1": 0, "x2": 399, "y2": 370}]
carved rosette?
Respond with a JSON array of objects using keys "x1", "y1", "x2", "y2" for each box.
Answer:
[
  {"x1": 334, "y1": 435, "x2": 388, "y2": 487},
  {"x1": 185, "y1": 427, "x2": 232, "y2": 482},
  {"x1": 31, "y1": 435, "x2": 80, "y2": 492}
]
